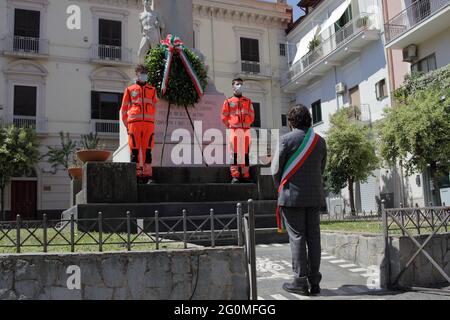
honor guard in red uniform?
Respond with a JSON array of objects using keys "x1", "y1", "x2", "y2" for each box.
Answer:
[
  {"x1": 221, "y1": 78, "x2": 255, "y2": 183},
  {"x1": 121, "y1": 64, "x2": 158, "y2": 184}
]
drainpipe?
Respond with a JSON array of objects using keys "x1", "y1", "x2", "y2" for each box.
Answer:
[
  {"x1": 210, "y1": 9, "x2": 216, "y2": 83},
  {"x1": 382, "y1": 0, "x2": 396, "y2": 100}
]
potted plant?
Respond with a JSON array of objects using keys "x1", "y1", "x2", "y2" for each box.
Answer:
[
  {"x1": 68, "y1": 152, "x2": 83, "y2": 180},
  {"x1": 308, "y1": 35, "x2": 322, "y2": 52},
  {"x1": 357, "y1": 16, "x2": 369, "y2": 28},
  {"x1": 76, "y1": 132, "x2": 111, "y2": 163},
  {"x1": 43, "y1": 132, "x2": 80, "y2": 179}
]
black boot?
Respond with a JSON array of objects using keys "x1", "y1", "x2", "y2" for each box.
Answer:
[
  {"x1": 282, "y1": 277, "x2": 310, "y2": 296},
  {"x1": 231, "y1": 177, "x2": 240, "y2": 184},
  {"x1": 310, "y1": 285, "x2": 321, "y2": 295}
]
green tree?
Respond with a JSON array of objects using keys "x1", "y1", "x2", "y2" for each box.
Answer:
[
  {"x1": 379, "y1": 85, "x2": 450, "y2": 205},
  {"x1": 0, "y1": 126, "x2": 40, "y2": 221},
  {"x1": 325, "y1": 107, "x2": 379, "y2": 214},
  {"x1": 42, "y1": 132, "x2": 78, "y2": 177}
]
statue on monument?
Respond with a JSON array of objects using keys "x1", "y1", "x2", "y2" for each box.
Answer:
[{"x1": 138, "y1": 0, "x2": 166, "y2": 63}]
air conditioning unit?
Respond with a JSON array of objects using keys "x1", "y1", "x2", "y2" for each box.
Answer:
[
  {"x1": 402, "y1": 44, "x2": 418, "y2": 62},
  {"x1": 335, "y1": 82, "x2": 346, "y2": 94}
]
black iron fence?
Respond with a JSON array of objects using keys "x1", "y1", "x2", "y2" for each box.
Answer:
[
  {"x1": 382, "y1": 203, "x2": 450, "y2": 291},
  {"x1": 0, "y1": 202, "x2": 256, "y2": 254}
]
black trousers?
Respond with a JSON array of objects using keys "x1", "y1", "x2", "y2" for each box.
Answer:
[{"x1": 281, "y1": 207, "x2": 322, "y2": 286}]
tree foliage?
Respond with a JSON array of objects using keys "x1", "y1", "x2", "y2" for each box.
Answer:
[
  {"x1": 378, "y1": 69, "x2": 450, "y2": 177},
  {"x1": 0, "y1": 125, "x2": 40, "y2": 220},
  {"x1": 325, "y1": 107, "x2": 379, "y2": 213},
  {"x1": 43, "y1": 132, "x2": 78, "y2": 172}
]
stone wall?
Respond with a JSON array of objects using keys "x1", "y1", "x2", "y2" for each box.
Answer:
[
  {"x1": 0, "y1": 247, "x2": 248, "y2": 300},
  {"x1": 321, "y1": 231, "x2": 450, "y2": 289}
]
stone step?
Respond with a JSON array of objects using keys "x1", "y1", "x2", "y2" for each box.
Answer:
[
  {"x1": 137, "y1": 183, "x2": 259, "y2": 203},
  {"x1": 63, "y1": 200, "x2": 278, "y2": 232},
  {"x1": 151, "y1": 166, "x2": 236, "y2": 184}
]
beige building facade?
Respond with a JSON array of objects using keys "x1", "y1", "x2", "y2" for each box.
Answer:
[{"x1": 0, "y1": 0, "x2": 292, "y2": 219}]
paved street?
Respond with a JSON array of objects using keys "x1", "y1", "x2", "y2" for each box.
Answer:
[{"x1": 256, "y1": 243, "x2": 450, "y2": 300}]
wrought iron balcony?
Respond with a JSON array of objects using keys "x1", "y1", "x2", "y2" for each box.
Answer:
[
  {"x1": 1, "y1": 114, "x2": 47, "y2": 133},
  {"x1": 91, "y1": 119, "x2": 120, "y2": 136},
  {"x1": 237, "y1": 60, "x2": 272, "y2": 79},
  {"x1": 385, "y1": 0, "x2": 450, "y2": 44},
  {"x1": 284, "y1": 13, "x2": 378, "y2": 90},
  {"x1": 90, "y1": 44, "x2": 132, "y2": 65},
  {"x1": 2, "y1": 35, "x2": 49, "y2": 57}
]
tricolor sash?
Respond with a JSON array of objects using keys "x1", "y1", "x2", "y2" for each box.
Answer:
[{"x1": 276, "y1": 128, "x2": 320, "y2": 233}]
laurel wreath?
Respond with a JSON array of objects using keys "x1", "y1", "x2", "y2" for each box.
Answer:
[{"x1": 145, "y1": 45, "x2": 208, "y2": 106}]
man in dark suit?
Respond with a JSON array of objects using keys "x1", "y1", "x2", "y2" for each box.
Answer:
[{"x1": 271, "y1": 104, "x2": 327, "y2": 296}]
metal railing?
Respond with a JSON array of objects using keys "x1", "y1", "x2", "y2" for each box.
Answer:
[
  {"x1": 385, "y1": 0, "x2": 450, "y2": 43},
  {"x1": 287, "y1": 13, "x2": 376, "y2": 83},
  {"x1": 239, "y1": 60, "x2": 271, "y2": 77},
  {"x1": 321, "y1": 210, "x2": 382, "y2": 222},
  {"x1": 91, "y1": 44, "x2": 132, "y2": 64},
  {"x1": 382, "y1": 203, "x2": 450, "y2": 290},
  {"x1": 0, "y1": 200, "x2": 258, "y2": 299},
  {"x1": 3, "y1": 35, "x2": 49, "y2": 55},
  {"x1": 92, "y1": 119, "x2": 120, "y2": 136},
  {"x1": 0, "y1": 115, "x2": 47, "y2": 133}
]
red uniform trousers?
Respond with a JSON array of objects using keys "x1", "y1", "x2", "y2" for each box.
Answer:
[
  {"x1": 128, "y1": 122, "x2": 155, "y2": 178},
  {"x1": 229, "y1": 128, "x2": 251, "y2": 179}
]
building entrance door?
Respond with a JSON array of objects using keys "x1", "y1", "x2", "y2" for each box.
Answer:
[{"x1": 11, "y1": 180, "x2": 37, "y2": 220}]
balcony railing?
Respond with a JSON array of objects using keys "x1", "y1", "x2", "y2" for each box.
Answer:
[
  {"x1": 91, "y1": 44, "x2": 132, "y2": 64},
  {"x1": 3, "y1": 35, "x2": 49, "y2": 56},
  {"x1": 1, "y1": 115, "x2": 47, "y2": 133},
  {"x1": 288, "y1": 13, "x2": 376, "y2": 82},
  {"x1": 238, "y1": 60, "x2": 272, "y2": 78},
  {"x1": 385, "y1": 0, "x2": 450, "y2": 43},
  {"x1": 92, "y1": 119, "x2": 120, "y2": 136}
]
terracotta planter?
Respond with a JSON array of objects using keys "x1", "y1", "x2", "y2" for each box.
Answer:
[
  {"x1": 76, "y1": 150, "x2": 112, "y2": 163},
  {"x1": 68, "y1": 167, "x2": 83, "y2": 180}
]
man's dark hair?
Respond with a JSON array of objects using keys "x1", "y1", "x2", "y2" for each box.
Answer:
[
  {"x1": 232, "y1": 78, "x2": 244, "y2": 85},
  {"x1": 287, "y1": 104, "x2": 312, "y2": 129},
  {"x1": 135, "y1": 64, "x2": 149, "y2": 74}
]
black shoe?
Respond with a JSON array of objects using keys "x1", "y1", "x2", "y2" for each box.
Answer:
[
  {"x1": 231, "y1": 177, "x2": 240, "y2": 184},
  {"x1": 282, "y1": 282, "x2": 310, "y2": 296},
  {"x1": 310, "y1": 285, "x2": 321, "y2": 295},
  {"x1": 146, "y1": 178, "x2": 155, "y2": 185}
]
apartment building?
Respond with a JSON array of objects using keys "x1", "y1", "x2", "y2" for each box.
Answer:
[{"x1": 284, "y1": 0, "x2": 391, "y2": 213}]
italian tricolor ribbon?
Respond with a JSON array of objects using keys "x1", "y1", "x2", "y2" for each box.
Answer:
[
  {"x1": 160, "y1": 34, "x2": 204, "y2": 98},
  {"x1": 276, "y1": 128, "x2": 320, "y2": 233}
]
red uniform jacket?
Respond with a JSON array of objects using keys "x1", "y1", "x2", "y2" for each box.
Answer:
[
  {"x1": 121, "y1": 83, "x2": 158, "y2": 127},
  {"x1": 221, "y1": 96, "x2": 255, "y2": 129}
]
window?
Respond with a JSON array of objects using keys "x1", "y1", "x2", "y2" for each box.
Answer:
[
  {"x1": 411, "y1": 54, "x2": 437, "y2": 74},
  {"x1": 240, "y1": 37, "x2": 260, "y2": 73},
  {"x1": 14, "y1": 9, "x2": 40, "y2": 52},
  {"x1": 99, "y1": 19, "x2": 122, "y2": 60},
  {"x1": 281, "y1": 114, "x2": 288, "y2": 127},
  {"x1": 311, "y1": 100, "x2": 322, "y2": 125},
  {"x1": 91, "y1": 91, "x2": 123, "y2": 120},
  {"x1": 14, "y1": 86, "x2": 37, "y2": 117},
  {"x1": 375, "y1": 79, "x2": 388, "y2": 100},
  {"x1": 279, "y1": 43, "x2": 287, "y2": 57},
  {"x1": 335, "y1": 6, "x2": 353, "y2": 45},
  {"x1": 251, "y1": 102, "x2": 261, "y2": 128}
]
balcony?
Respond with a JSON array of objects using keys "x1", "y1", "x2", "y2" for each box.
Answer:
[
  {"x1": 2, "y1": 35, "x2": 49, "y2": 58},
  {"x1": 283, "y1": 13, "x2": 380, "y2": 93},
  {"x1": 385, "y1": 0, "x2": 450, "y2": 49},
  {"x1": 91, "y1": 119, "x2": 120, "y2": 137},
  {"x1": 236, "y1": 60, "x2": 272, "y2": 80},
  {"x1": 90, "y1": 44, "x2": 133, "y2": 66},
  {"x1": 0, "y1": 114, "x2": 47, "y2": 134}
]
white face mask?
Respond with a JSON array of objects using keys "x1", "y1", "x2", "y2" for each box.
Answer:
[
  {"x1": 234, "y1": 84, "x2": 243, "y2": 95},
  {"x1": 138, "y1": 73, "x2": 148, "y2": 83}
]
